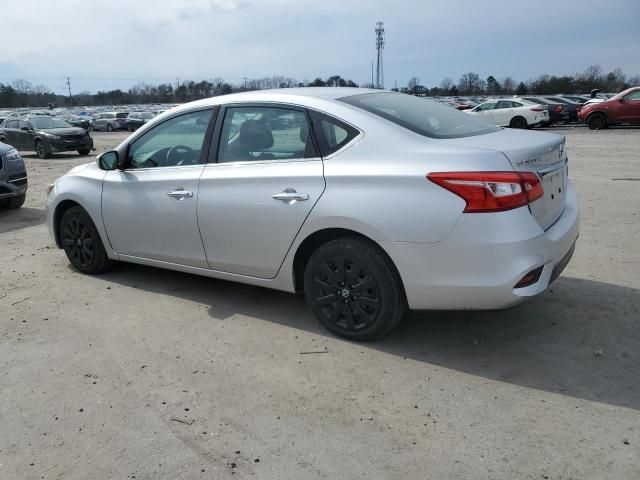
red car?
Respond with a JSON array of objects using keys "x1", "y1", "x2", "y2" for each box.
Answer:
[{"x1": 578, "y1": 86, "x2": 640, "y2": 129}]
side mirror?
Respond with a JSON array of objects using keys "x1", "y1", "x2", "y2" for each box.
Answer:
[
  {"x1": 618, "y1": 98, "x2": 625, "y2": 103},
  {"x1": 98, "y1": 151, "x2": 119, "y2": 170}
]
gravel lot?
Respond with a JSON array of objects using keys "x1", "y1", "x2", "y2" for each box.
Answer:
[{"x1": 1, "y1": 127, "x2": 639, "y2": 479}]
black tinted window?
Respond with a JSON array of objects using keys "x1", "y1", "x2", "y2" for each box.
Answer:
[
  {"x1": 309, "y1": 111, "x2": 359, "y2": 157},
  {"x1": 340, "y1": 93, "x2": 499, "y2": 139}
]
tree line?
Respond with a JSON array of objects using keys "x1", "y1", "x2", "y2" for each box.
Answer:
[{"x1": 0, "y1": 65, "x2": 637, "y2": 109}]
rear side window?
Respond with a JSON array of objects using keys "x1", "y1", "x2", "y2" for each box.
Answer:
[
  {"x1": 116, "y1": 113, "x2": 129, "y2": 119},
  {"x1": 340, "y1": 92, "x2": 499, "y2": 139},
  {"x1": 309, "y1": 111, "x2": 359, "y2": 157}
]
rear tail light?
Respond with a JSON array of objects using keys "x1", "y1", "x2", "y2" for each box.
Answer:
[
  {"x1": 427, "y1": 171, "x2": 544, "y2": 213},
  {"x1": 554, "y1": 105, "x2": 563, "y2": 112},
  {"x1": 530, "y1": 107, "x2": 545, "y2": 112}
]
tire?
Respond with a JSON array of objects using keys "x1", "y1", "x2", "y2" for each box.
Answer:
[
  {"x1": 509, "y1": 116, "x2": 527, "y2": 129},
  {"x1": 106, "y1": 123, "x2": 113, "y2": 132},
  {"x1": 303, "y1": 236, "x2": 406, "y2": 341},
  {"x1": 35, "y1": 140, "x2": 49, "y2": 159},
  {"x1": 78, "y1": 149, "x2": 91, "y2": 156},
  {"x1": 0, "y1": 194, "x2": 26, "y2": 209},
  {"x1": 587, "y1": 113, "x2": 607, "y2": 130},
  {"x1": 60, "y1": 206, "x2": 113, "y2": 274}
]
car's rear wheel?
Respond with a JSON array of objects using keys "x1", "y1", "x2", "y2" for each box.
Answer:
[
  {"x1": 587, "y1": 113, "x2": 607, "y2": 130},
  {"x1": 106, "y1": 124, "x2": 113, "y2": 132},
  {"x1": 60, "y1": 206, "x2": 113, "y2": 274},
  {"x1": 78, "y1": 149, "x2": 91, "y2": 156},
  {"x1": 303, "y1": 236, "x2": 406, "y2": 341},
  {"x1": 35, "y1": 140, "x2": 49, "y2": 159},
  {"x1": 509, "y1": 116, "x2": 527, "y2": 129},
  {"x1": 0, "y1": 194, "x2": 25, "y2": 209}
]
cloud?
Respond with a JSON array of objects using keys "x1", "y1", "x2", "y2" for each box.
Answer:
[{"x1": 0, "y1": 0, "x2": 638, "y2": 94}]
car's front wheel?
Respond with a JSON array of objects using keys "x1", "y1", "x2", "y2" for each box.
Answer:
[
  {"x1": 35, "y1": 140, "x2": 50, "y2": 159},
  {"x1": 106, "y1": 124, "x2": 113, "y2": 132},
  {"x1": 78, "y1": 149, "x2": 91, "y2": 156},
  {"x1": 587, "y1": 113, "x2": 607, "y2": 130},
  {"x1": 60, "y1": 206, "x2": 113, "y2": 274},
  {"x1": 303, "y1": 236, "x2": 406, "y2": 341}
]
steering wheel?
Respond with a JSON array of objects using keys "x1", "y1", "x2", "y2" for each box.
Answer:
[{"x1": 166, "y1": 145, "x2": 196, "y2": 166}]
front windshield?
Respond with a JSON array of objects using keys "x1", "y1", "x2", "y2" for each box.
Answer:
[
  {"x1": 30, "y1": 116, "x2": 72, "y2": 129},
  {"x1": 339, "y1": 92, "x2": 500, "y2": 139}
]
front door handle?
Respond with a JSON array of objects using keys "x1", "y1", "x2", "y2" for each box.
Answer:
[
  {"x1": 272, "y1": 188, "x2": 309, "y2": 204},
  {"x1": 167, "y1": 188, "x2": 193, "y2": 200}
]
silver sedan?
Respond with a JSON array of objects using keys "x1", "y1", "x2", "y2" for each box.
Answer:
[{"x1": 45, "y1": 88, "x2": 579, "y2": 340}]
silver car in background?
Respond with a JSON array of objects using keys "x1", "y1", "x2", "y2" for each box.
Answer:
[{"x1": 45, "y1": 88, "x2": 579, "y2": 340}]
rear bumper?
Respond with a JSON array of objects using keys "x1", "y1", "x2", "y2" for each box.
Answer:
[{"x1": 383, "y1": 181, "x2": 580, "y2": 310}]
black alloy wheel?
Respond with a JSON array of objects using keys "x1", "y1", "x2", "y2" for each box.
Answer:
[
  {"x1": 60, "y1": 206, "x2": 113, "y2": 274},
  {"x1": 304, "y1": 236, "x2": 406, "y2": 341}
]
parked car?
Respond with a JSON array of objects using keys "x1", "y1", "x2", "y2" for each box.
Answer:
[
  {"x1": 578, "y1": 86, "x2": 640, "y2": 129},
  {"x1": 465, "y1": 99, "x2": 549, "y2": 128},
  {"x1": 543, "y1": 97, "x2": 582, "y2": 123},
  {"x1": 91, "y1": 112, "x2": 129, "y2": 131},
  {"x1": 45, "y1": 88, "x2": 579, "y2": 340},
  {"x1": 62, "y1": 115, "x2": 91, "y2": 130},
  {"x1": 0, "y1": 116, "x2": 94, "y2": 158},
  {"x1": 0, "y1": 142, "x2": 27, "y2": 209},
  {"x1": 517, "y1": 97, "x2": 570, "y2": 125},
  {"x1": 125, "y1": 112, "x2": 155, "y2": 131},
  {"x1": 559, "y1": 95, "x2": 589, "y2": 104}
]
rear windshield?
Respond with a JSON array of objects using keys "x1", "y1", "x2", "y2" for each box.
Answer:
[{"x1": 339, "y1": 92, "x2": 499, "y2": 139}]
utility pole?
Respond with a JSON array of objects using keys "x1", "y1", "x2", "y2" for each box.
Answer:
[
  {"x1": 243, "y1": 77, "x2": 248, "y2": 89},
  {"x1": 65, "y1": 76, "x2": 72, "y2": 98},
  {"x1": 375, "y1": 21, "x2": 385, "y2": 89},
  {"x1": 371, "y1": 61, "x2": 374, "y2": 87},
  {"x1": 176, "y1": 77, "x2": 180, "y2": 89}
]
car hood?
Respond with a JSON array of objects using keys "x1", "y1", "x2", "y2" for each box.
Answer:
[
  {"x1": 39, "y1": 127, "x2": 87, "y2": 135},
  {"x1": 65, "y1": 161, "x2": 95, "y2": 176}
]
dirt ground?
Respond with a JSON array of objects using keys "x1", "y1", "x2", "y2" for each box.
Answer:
[{"x1": 1, "y1": 126, "x2": 639, "y2": 479}]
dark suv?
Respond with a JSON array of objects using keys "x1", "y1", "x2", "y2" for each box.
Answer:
[
  {"x1": 0, "y1": 142, "x2": 27, "y2": 209},
  {"x1": 0, "y1": 116, "x2": 94, "y2": 158}
]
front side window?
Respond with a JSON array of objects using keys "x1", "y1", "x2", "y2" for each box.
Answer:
[
  {"x1": 625, "y1": 91, "x2": 640, "y2": 101},
  {"x1": 127, "y1": 109, "x2": 212, "y2": 169},
  {"x1": 217, "y1": 106, "x2": 314, "y2": 163},
  {"x1": 477, "y1": 102, "x2": 497, "y2": 111}
]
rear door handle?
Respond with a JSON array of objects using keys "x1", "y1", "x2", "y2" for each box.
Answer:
[
  {"x1": 272, "y1": 188, "x2": 309, "y2": 204},
  {"x1": 167, "y1": 188, "x2": 193, "y2": 200}
]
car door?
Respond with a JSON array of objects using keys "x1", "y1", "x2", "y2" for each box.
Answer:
[
  {"x1": 15, "y1": 120, "x2": 31, "y2": 150},
  {"x1": 470, "y1": 101, "x2": 497, "y2": 124},
  {"x1": 494, "y1": 101, "x2": 516, "y2": 126},
  {"x1": 101, "y1": 108, "x2": 216, "y2": 268},
  {"x1": 197, "y1": 104, "x2": 325, "y2": 278},
  {"x1": 618, "y1": 90, "x2": 640, "y2": 122},
  {"x1": 2, "y1": 120, "x2": 18, "y2": 147}
]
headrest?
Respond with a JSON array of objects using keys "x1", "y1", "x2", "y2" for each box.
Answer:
[{"x1": 238, "y1": 120, "x2": 274, "y2": 150}]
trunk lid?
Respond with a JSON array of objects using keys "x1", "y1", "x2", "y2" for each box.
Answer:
[{"x1": 443, "y1": 128, "x2": 568, "y2": 230}]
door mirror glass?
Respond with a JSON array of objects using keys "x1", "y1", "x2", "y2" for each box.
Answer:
[{"x1": 98, "y1": 151, "x2": 119, "y2": 170}]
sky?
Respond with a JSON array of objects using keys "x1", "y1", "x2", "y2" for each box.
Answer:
[{"x1": 1, "y1": 0, "x2": 639, "y2": 94}]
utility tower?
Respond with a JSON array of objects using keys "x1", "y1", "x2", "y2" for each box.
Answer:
[{"x1": 375, "y1": 21, "x2": 385, "y2": 89}]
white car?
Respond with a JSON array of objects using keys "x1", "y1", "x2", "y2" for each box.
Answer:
[{"x1": 465, "y1": 99, "x2": 549, "y2": 128}]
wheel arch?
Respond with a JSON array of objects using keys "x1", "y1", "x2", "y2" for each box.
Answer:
[{"x1": 291, "y1": 227, "x2": 406, "y2": 298}]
